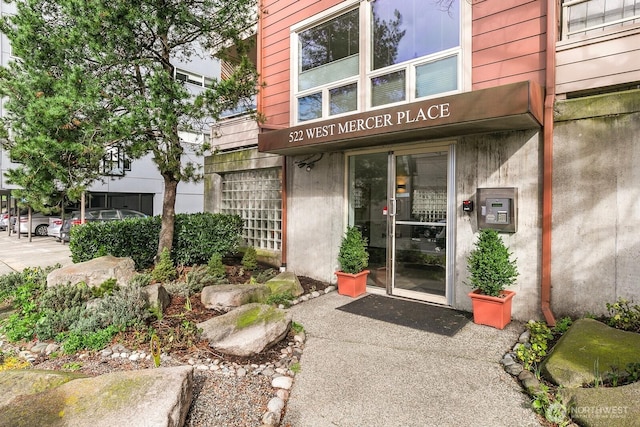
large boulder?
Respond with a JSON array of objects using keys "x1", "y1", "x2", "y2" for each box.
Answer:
[
  {"x1": 559, "y1": 382, "x2": 640, "y2": 427},
  {"x1": 198, "y1": 303, "x2": 291, "y2": 357},
  {"x1": 0, "y1": 366, "x2": 193, "y2": 427},
  {"x1": 541, "y1": 318, "x2": 640, "y2": 388},
  {"x1": 265, "y1": 271, "x2": 305, "y2": 297},
  {"x1": 46, "y1": 255, "x2": 136, "y2": 288},
  {"x1": 200, "y1": 284, "x2": 271, "y2": 310}
]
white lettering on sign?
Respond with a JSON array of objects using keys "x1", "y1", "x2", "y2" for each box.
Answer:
[{"x1": 287, "y1": 103, "x2": 451, "y2": 144}]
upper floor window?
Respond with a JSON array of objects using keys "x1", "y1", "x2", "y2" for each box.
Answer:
[
  {"x1": 562, "y1": 0, "x2": 640, "y2": 39},
  {"x1": 293, "y1": 0, "x2": 460, "y2": 124}
]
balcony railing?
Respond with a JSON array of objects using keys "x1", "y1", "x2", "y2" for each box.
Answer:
[{"x1": 562, "y1": 0, "x2": 640, "y2": 39}]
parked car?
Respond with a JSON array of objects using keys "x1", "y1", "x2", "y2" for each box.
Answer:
[
  {"x1": 0, "y1": 209, "x2": 28, "y2": 231},
  {"x1": 13, "y1": 212, "x2": 61, "y2": 236},
  {"x1": 60, "y1": 208, "x2": 148, "y2": 242},
  {"x1": 47, "y1": 218, "x2": 64, "y2": 241}
]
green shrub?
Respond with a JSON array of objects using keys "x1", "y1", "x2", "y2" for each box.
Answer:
[
  {"x1": 515, "y1": 320, "x2": 554, "y2": 370},
  {"x1": 242, "y1": 247, "x2": 258, "y2": 271},
  {"x1": 69, "y1": 213, "x2": 244, "y2": 269},
  {"x1": 152, "y1": 248, "x2": 177, "y2": 283},
  {"x1": 466, "y1": 229, "x2": 518, "y2": 297},
  {"x1": 606, "y1": 298, "x2": 640, "y2": 332},
  {"x1": 61, "y1": 325, "x2": 121, "y2": 354},
  {"x1": 185, "y1": 265, "x2": 217, "y2": 293},
  {"x1": 0, "y1": 268, "x2": 49, "y2": 342},
  {"x1": 266, "y1": 292, "x2": 294, "y2": 308},
  {"x1": 253, "y1": 268, "x2": 278, "y2": 284},
  {"x1": 34, "y1": 282, "x2": 93, "y2": 340},
  {"x1": 91, "y1": 278, "x2": 119, "y2": 298},
  {"x1": 338, "y1": 226, "x2": 369, "y2": 274},
  {"x1": 207, "y1": 253, "x2": 226, "y2": 279},
  {"x1": 0, "y1": 272, "x2": 26, "y2": 303}
]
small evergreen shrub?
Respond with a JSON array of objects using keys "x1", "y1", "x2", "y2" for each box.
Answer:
[
  {"x1": 253, "y1": 268, "x2": 278, "y2": 284},
  {"x1": 152, "y1": 248, "x2": 177, "y2": 283},
  {"x1": 466, "y1": 229, "x2": 518, "y2": 297},
  {"x1": 338, "y1": 226, "x2": 369, "y2": 274},
  {"x1": 207, "y1": 253, "x2": 226, "y2": 279},
  {"x1": 91, "y1": 278, "x2": 119, "y2": 298},
  {"x1": 241, "y1": 247, "x2": 258, "y2": 271},
  {"x1": 185, "y1": 265, "x2": 217, "y2": 293}
]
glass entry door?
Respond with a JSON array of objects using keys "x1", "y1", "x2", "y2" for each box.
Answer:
[
  {"x1": 390, "y1": 150, "x2": 448, "y2": 304},
  {"x1": 348, "y1": 147, "x2": 452, "y2": 305}
]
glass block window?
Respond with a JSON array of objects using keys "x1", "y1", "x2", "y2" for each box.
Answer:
[{"x1": 221, "y1": 168, "x2": 282, "y2": 251}]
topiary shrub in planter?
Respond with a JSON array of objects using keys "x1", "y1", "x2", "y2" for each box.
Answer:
[
  {"x1": 466, "y1": 228, "x2": 519, "y2": 329},
  {"x1": 336, "y1": 226, "x2": 370, "y2": 298}
]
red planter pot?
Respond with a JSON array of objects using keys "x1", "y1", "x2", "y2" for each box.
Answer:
[
  {"x1": 336, "y1": 270, "x2": 370, "y2": 298},
  {"x1": 468, "y1": 289, "x2": 516, "y2": 329}
]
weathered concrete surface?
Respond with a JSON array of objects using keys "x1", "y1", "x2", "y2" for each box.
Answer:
[
  {"x1": 46, "y1": 255, "x2": 136, "y2": 288},
  {"x1": 198, "y1": 303, "x2": 291, "y2": 357},
  {"x1": 560, "y1": 382, "x2": 640, "y2": 427},
  {"x1": 542, "y1": 318, "x2": 640, "y2": 388},
  {"x1": 0, "y1": 366, "x2": 193, "y2": 427},
  {"x1": 200, "y1": 283, "x2": 270, "y2": 310},
  {"x1": 265, "y1": 271, "x2": 304, "y2": 297}
]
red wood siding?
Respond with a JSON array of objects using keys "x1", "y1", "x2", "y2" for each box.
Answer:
[
  {"x1": 472, "y1": 0, "x2": 546, "y2": 90},
  {"x1": 260, "y1": 0, "x2": 343, "y2": 128}
]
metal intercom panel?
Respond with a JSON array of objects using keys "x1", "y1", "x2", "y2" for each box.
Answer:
[{"x1": 477, "y1": 188, "x2": 518, "y2": 232}]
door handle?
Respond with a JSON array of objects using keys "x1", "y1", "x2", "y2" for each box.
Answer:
[{"x1": 390, "y1": 199, "x2": 396, "y2": 217}]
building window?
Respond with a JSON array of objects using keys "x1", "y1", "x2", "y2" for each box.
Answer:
[
  {"x1": 175, "y1": 68, "x2": 214, "y2": 88},
  {"x1": 293, "y1": 0, "x2": 461, "y2": 123},
  {"x1": 562, "y1": 0, "x2": 640, "y2": 39},
  {"x1": 221, "y1": 168, "x2": 282, "y2": 251}
]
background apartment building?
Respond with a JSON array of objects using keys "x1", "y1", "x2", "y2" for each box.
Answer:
[
  {"x1": 0, "y1": 1, "x2": 212, "y2": 216},
  {"x1": 208, "y1": 0, "x2": 640, "y2": 321}
]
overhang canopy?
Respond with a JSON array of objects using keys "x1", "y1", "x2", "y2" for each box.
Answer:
[{"x1": 258, "y1": 81, "x2": 544, "y2": 155}]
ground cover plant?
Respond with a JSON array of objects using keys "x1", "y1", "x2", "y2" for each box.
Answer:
[
  {"x1": 0, "y1": 254, "x2": 326, "y2": 368},
  {"x1": 514, "y1": 298, "x2": 640, "y2": 426}
]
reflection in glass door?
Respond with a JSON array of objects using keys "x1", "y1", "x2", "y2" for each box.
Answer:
[
  {"x1": 390, "y1": 150, "x2": 448, "y2": 304},
  {"x1": 347, "y1": 147, "x2": 452, "y2": 304},
  {"x1": 348, "y1": 152, "x2": 389, "y2": 291}
]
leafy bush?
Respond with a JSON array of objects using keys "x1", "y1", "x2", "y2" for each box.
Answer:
[
  {"x1": 70, "y1": 213, "x2": 243, "y2": 269},
  {"x1": 606, "y1": 298, "x2": 640, "y2": 332},
  {"x1": 0, "y1": 268, "x2": 49, "y2": 341},
  {"x1": 0, "y1": 272, "x2": 26, "y2": 303},
  {"x1": 242, "y1": 247, "x2": 258, "y2": 271},
  {"x1": 152, "y1": 248, "x2": 177, "y2": 283},
  {"x1": 61, "y1": 325, "x2": 122, "y2": 354},
  {"x1": 515, "y1": 320, "x2": 554, "y2": 370},
  {"x1": 466, "y1": 229, "x2": 518, "y2": 297},
  {"x1": 91, "y1": 278, "x2": 119, "y2": 298}
]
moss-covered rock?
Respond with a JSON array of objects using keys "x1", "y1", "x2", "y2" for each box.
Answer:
[
  {"x1": 559, "y1": 381, "x2": 640, "y2": 427},
  {"x1": 265, "y1": 272, "x2": 304, "y2": 297},
  {"x1": 541, "y1": 318, "x2": 640, "y2": 388}
]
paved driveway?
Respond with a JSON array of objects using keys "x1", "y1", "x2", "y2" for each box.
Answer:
[{"x1": 0, "y1": 233, "x2": 73, "y2": 275}]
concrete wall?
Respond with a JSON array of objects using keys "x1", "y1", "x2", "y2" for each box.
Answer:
[
  {"x1": 552, "y1": 89, "x2": 640, "y2": 317},
  {"x1": 455, "y1": 130, "x2": 543, "y2": 321},
  {"x1": 285, "y1": 152, "x2": 345, "y2": 284}
]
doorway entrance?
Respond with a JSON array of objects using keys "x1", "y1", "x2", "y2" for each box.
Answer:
[{"x1": 347, "y1": 145, "x2": 454, "y2": 305}]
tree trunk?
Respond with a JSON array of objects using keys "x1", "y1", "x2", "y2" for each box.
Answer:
[{"x1": 157, "y1": 176, "x2": 178, "y2": 261}]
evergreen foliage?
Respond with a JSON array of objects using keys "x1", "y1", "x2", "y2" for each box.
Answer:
[
  {"x1": 207, "y1": 253, "x2": 227, "y2": 279},
  {"x1": 466, "y1": 229, "x2": 519, "y2": 297},
  {"x1": 241, "y1": 247, "x2": 258, "y2": 271},
  {"x1": 337, "y1": 226, "x2": 369, "y2": 274},
  {"x1": 0, "y1": 0, "x2": 259, "y2": 254},
  {"x1": 152, "y1": 248, "x2": 177, "y2": 283}
]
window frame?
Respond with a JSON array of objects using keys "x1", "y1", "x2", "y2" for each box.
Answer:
[
  {"x1": 561, "y1": 0, "x2": 640, "y2": 40},
  {"x1": 290, "y1": 0, "x2": 463, "y2": 124}
]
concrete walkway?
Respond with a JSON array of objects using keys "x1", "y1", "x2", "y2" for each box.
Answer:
[
  {"x1": 0, "y1": 234, "x2": 541, "y2": 426},
  {"x1": 284, "y1": 292, "x2": 542, "y2": 427},
  {"x1": 0, "y1": 233, "x2": 73, "y2": 275}
]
